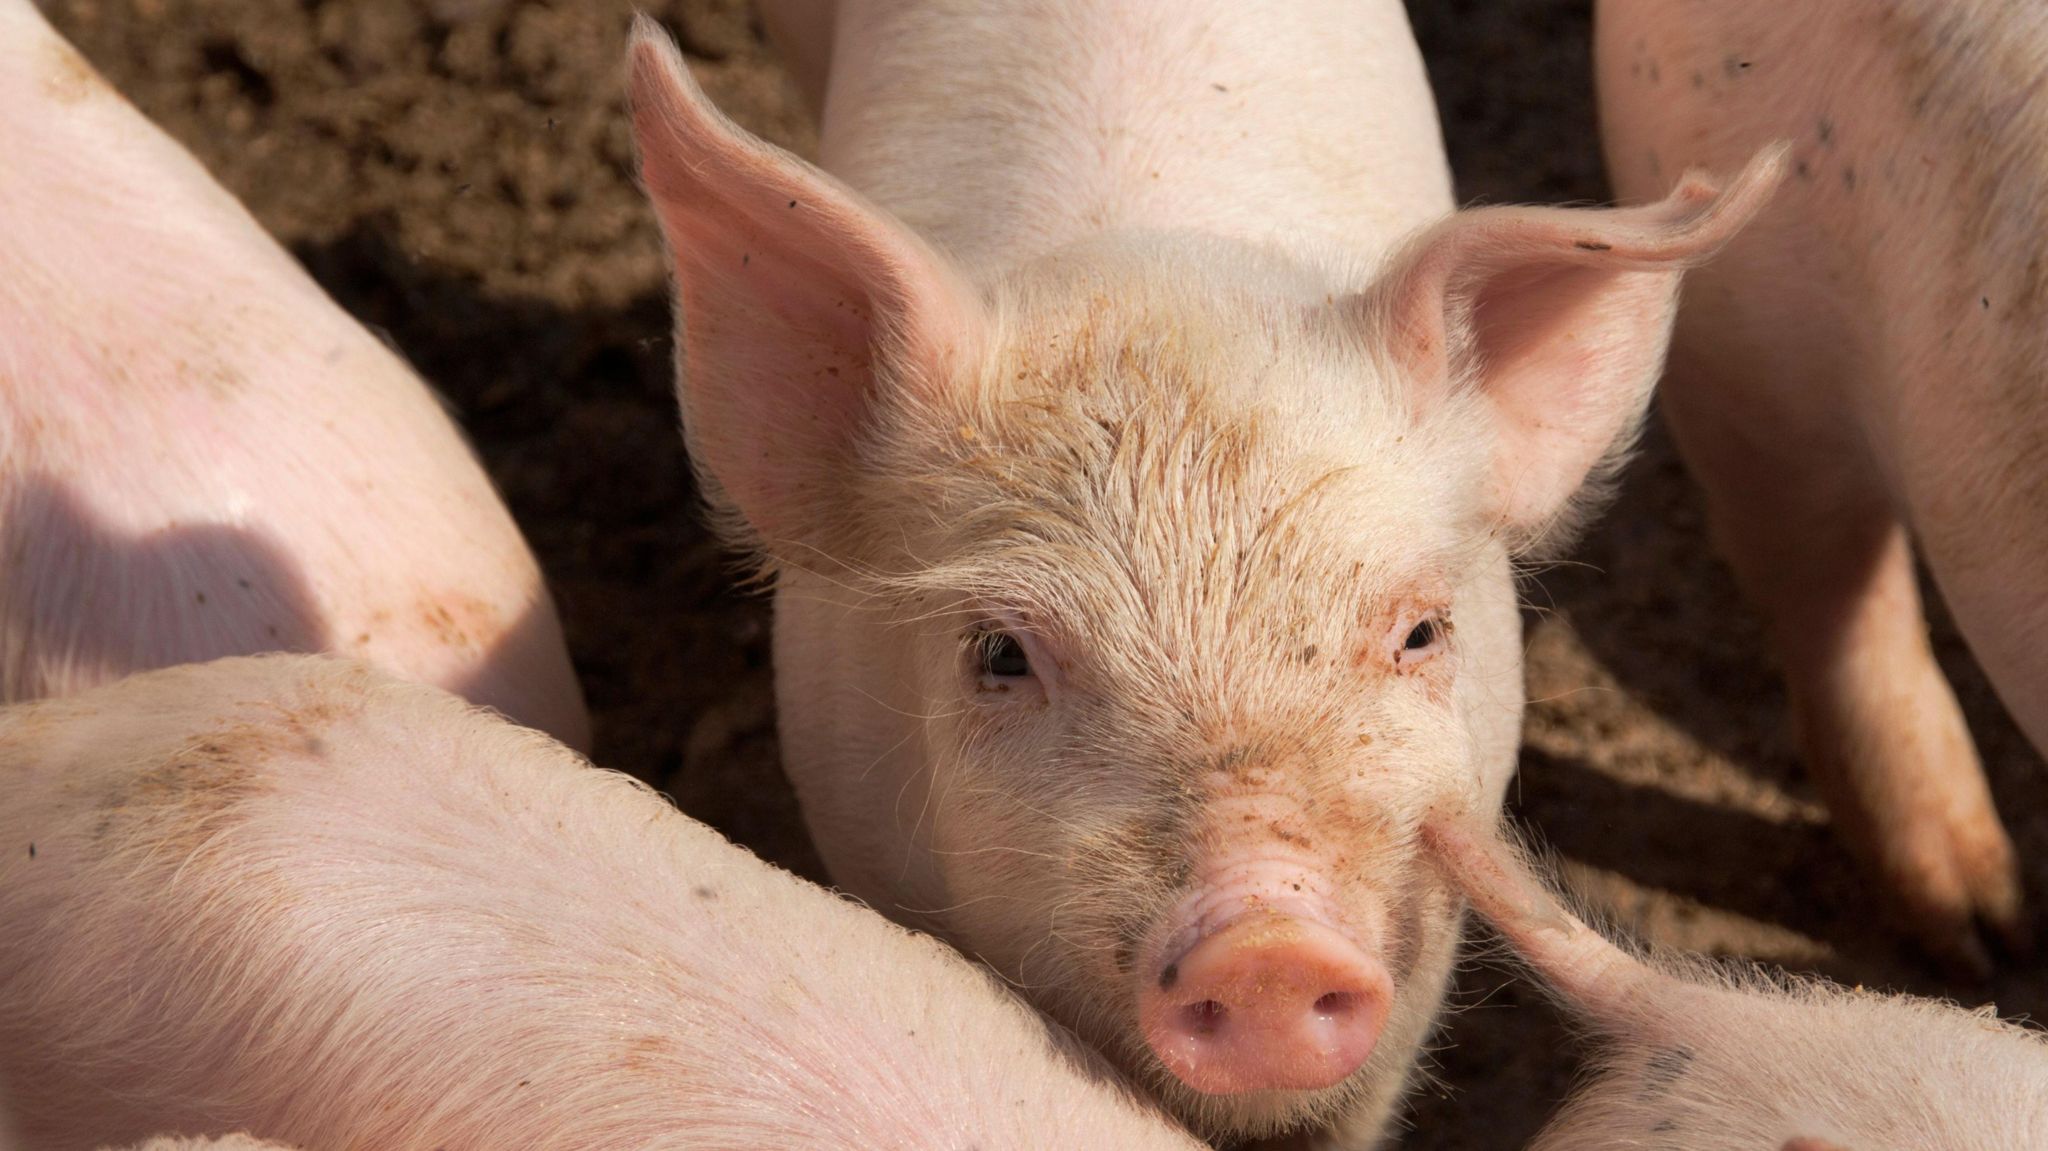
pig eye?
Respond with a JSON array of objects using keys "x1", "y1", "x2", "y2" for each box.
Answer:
[
  {"x1": 965, "y1": 616, "x2": 1057, "y2": 702},
  {"x1": 980, "y1": 631, "x2": 1032, "y2": 678},
  {"x1": 1392, "y1": 612, "x2": 1451, "y2": 670}
]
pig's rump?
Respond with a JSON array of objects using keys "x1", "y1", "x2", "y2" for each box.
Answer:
[
  {"x1": 1425, "y1": 817, "x2": 2048, "y2": 1151},
  {"x1": 0, "y1": 0, "x2": 585, "y2": 748}
]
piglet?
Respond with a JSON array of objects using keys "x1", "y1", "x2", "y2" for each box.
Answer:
[
  {"x1": 632, "y1": 7, "x2": 1782, "y2": 1145},
  {"x1": 0, "y1": 654, "x2": 1203, "y2": 1151},
  {"x1": 1598, "y1": 0, "x2": 2048, "y2": 968},
  {"x1": 1424, "y1": 816, "x2": 2048, "y2": 1151},
  {"x1": 0, "y1": 0, "x2": 585, "y2": 747}
]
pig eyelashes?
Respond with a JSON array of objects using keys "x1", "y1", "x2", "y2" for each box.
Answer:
[
  {"x1": 1389, "y1": 611, "x2": 1451, "y2": 672},
  {"x1": 983, "y1": 632, "x2": 1031, "y2": 676},
  {"x1": 966, "y1": 617, "x2": 1057, "y2": 701}
]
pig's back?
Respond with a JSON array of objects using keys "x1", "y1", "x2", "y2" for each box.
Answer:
[
  {"x1": 1537, "y1": 969, "x2": 2048, "y2": 1151},
  {"x1": 1599, "y1": 0, "x2": 2048, "y2": 436},
  {"x1": 813, "y1": 0, "x2": 1454, "y2": 278},
  {"x1": 0, "y1": 655, "x2": 1200, "y2": 1151},
  {"x1": 0, "y1": 1, "x2": 584, "y2": 746}
]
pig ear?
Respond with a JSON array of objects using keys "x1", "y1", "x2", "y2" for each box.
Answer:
[
  {"x1": 627, "y1": 18, "x2": 979, "y2": 552},
  {"x1": 1369, "y1": 145, "x2": 1785, "y2": 550}
]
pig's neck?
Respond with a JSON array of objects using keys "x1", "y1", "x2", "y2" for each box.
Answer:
[{"x1": 814, "y1": 0, "x2": 1454, "y2": 279}]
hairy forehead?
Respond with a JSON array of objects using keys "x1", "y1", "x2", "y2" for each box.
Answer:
[
  {"x1": 978, "y1": 231, "x2": 1387, "y2": 409},
  {"x1": 879, "y1": 349, "x2": 1470, "y2": 640},
  {"x1": 855, "y1": 236, "x2": 1489, "y2": 645}
]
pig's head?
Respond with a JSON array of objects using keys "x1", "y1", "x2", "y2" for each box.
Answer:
[{"x1": 630, "y1": 23, "x2": 1780, "y2": 1142}]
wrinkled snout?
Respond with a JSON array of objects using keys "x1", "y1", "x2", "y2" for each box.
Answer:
[{"x1": 1139, "y1": 911, "x2": 1391, "y2": 1094}]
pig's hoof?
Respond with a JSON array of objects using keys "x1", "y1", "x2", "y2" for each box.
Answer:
[{"x1": 1872, "y1": 812, "x2": 2028, "y2": 978}]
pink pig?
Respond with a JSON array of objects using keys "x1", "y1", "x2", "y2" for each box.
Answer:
[
  {"x1": 628, "y1": 6, "x2": 1782, "y2": 1146},
  {"x1": 0, "y1": 654, "x2": 1205, "y2": 1151},
  {"x1": 0, "y1": 0, "x2": 586, "y2": 748},
  {"x1": 1598, "y1": 0, "x2": 2048, "y2": 968},
  {"x1": 1425, "y1": 815, "x2": 2048, "y2": 1151}
]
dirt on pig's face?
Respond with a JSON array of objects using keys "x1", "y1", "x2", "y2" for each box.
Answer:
[{"x1": 827, "y1": 241, "x2": 1522, "y2": 1139}]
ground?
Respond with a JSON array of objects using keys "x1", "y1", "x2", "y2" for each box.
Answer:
[{"x1": 45, "y1": 1, "x2": 2048, "y2": 1147}]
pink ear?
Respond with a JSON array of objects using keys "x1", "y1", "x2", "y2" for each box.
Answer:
[
  {"x1": 627, "y1": 18, "x2": 976, "y2": 550},
  {"x1": 1372, "y1": 145, "x2": 1786, "y2": 547},
  {"x1": 1781, "y1": 1139, "x2": 1852, "y2": 1151}
]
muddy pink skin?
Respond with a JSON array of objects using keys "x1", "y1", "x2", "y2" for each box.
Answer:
[
  {"x1": 0, "y1": 655, "x2": 1205, "y2": 1151},
  {"x1": 1423, "y1": 816, "x2": 2048, "y2": 1151},
  {"x1": 631, "y1": 4, "x2": 1782, "y2": 1145},
  {"x1": 0, "y1": 1, "x2": 586, "y2": 748},
  {"x1": 1597, "y1": 0, "x2": 2048, "y2": 971}
]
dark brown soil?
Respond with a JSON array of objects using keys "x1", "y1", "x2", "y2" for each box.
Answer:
[{"x1": 48, "y1": 2, "x2": 2048, "y2": 1148}]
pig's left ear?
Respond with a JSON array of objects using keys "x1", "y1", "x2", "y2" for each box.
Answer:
[{"x1": 1369, "y1": 145, "x2": 1785, "y2": 551}]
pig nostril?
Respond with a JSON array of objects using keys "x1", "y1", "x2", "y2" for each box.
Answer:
[
  {"x1": 1314, "y1": 991, "x2": 1357, "y2": 1018},
  {"x1": 1181, "y1": 1000, "x2": 1227, "y2": 1036}
]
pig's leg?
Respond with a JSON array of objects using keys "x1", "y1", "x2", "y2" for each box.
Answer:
[
  {"x1": 1661, "y1": 350, "x2": 2022, "y2": 969},
  {"x1": 1899, "y1": 385, "x2": 2048, "y2": 869}
]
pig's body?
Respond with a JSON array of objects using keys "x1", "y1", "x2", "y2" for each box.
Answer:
[
  {"x1": 0, "y1": 655, "x2": 1204, "y2": 1151},
  {"x1": 762, "y1": 8, "x2": 1479, "y2": 1141},
  {"x1": 1598, "y1": 0, "x2": 2048, "y2": 964},
  {"x1": 0, "y1": 1, "x2": 586, "y2": 748},
  {"x1": 1425, "y1": 817, "x2": 2048, "y2": 1151},
  {"x1": 632, "y1": 6, "x2": 1779, "y2": 1144},
  {"x1": 790, "y1": 0, "x2": 1453, "y2": 271}
]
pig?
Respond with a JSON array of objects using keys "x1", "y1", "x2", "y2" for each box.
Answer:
[
  {"x1": 627, "y1": 7, "x2": 1783, "y2": 1146},
  {"x1": 0, "y1": 654, "x2": 1207, "y2": 1151},
  {"x1": 1423, "y1": 815, "x2": 2048, "y2": 1151},
  {"x1": 1597, "y1": 0, "x2": 2048, "y2": 968},
  {"x1": 0, "y1": 0, "x2": 587, "y2": 748}
]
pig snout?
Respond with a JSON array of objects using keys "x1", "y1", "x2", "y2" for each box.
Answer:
[
  {"x1": 1141, "y1": 912, "x2": 1390, "y2": 1094},
  {"x1": 1139, "y1": 857, "x2": 1392, "y2": 1095}
]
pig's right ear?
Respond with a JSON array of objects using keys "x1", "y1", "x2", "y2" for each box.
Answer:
[
  {"x1": 1366, "y1": 146, "x2": 1784, "y2": 553},
  {"x1": 627, "y1": 19, "x2": 979, "y2": 553}
]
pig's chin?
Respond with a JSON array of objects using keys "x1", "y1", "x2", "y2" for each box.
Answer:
[{"x1": 1128, "y1": 1043, "x2": 1382, "y2": 1142}]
